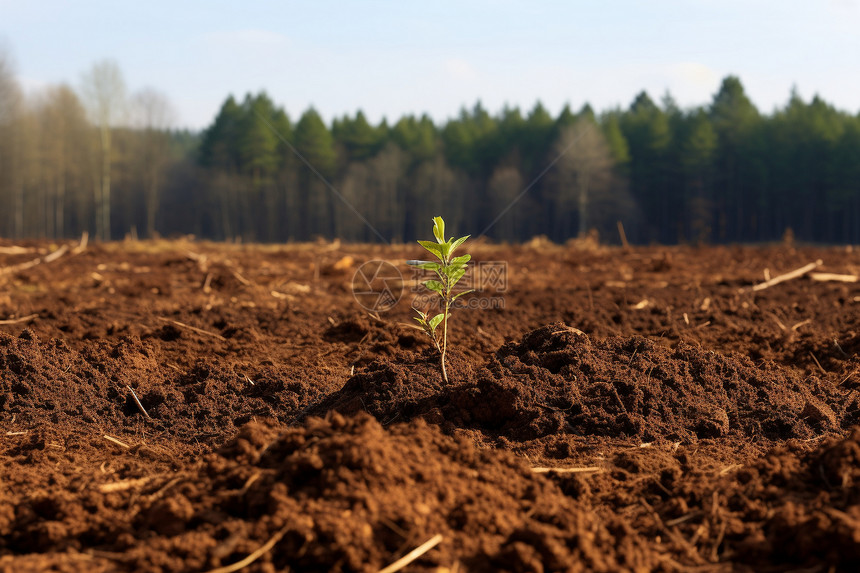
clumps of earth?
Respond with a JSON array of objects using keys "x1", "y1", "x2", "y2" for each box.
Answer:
[{"x1": 316, "y1": 323, "x2": 842, "y2": 443}]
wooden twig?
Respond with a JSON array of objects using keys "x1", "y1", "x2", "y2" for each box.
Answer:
[
  {"x1": 232, "y1": 270, "x2": 252, "y2": 286},
  {"x1": 186, "y1": 250, "x2": 209, "y2": 273},
  {"x1": 808, "y1": 352, "x2": 826, "y2": 375},
  {"x1": 718, "y1": 464, "x2": 742, "y2": 476},
  {"x1": 126, "y1": 385, "x2": 151, "y2": 419},
  {"x1": 237, "y1": 472, "x2": 261, "y2": 496},
  {"x1": 185, "y1": 250, "x2": 202, "y2": 263},
  {"x1": 810, "y1": 272, "x2": 858, "y2": 283},
  {"x1": 550, "y1": 325, "x2": 586, "y2": 337},
  {"x1": 531, "y1": 466, "x2": 603, "y2": 474},
  {"x1": 43, "y1": 244, "x2": 69, "y2": 263},
  {"x1": 367, "y1": 311, "x2": 386, "y2": 326},
  {"x1": 0, "y1": 256, "x2": 40, "y2": 275},
  {"x1": 5, "y1": 431, "x2": 28, "y2": 436},
  {"x1": 0, "y1": 313, "x2": 38, "y2": 325},
  {"x1": 73, "y1": 231, "x2": 89, "y2": 254},
  {"x1": 99, "y1": 477, "x2": 151, "y2": 493},
  {"x1": 145, "y1": 476, "x2": 184, "y2": 502},
  {"x1": 617, "y1": 220, "x2": 630, "y2": 249},
  {"x1": 768, "y1": 313, "x2": 787, "y2": 331},
  {"x1": 0, "y1": 244, "x2": 71, "y2": 276},
  {"x1": 103, "y1": 435, "x2": 131, "y2": 449},
  {"x1": 665, "y1": 511, "x2": 703, "y2": 527},
  {"x1": 157, "y1": 317, "x2": 226, "y2": 341},
  {"x1": 740, "y1": 259, "x2": 823, "y2": 293},
  {"x1": 0, "y1": 246, "x2": 33, "y2": 255},
  {"x1": 204, "y1": 525, "x2": 290, "y2": 573},
  {"x1": 377, "y1": 534, "x2": 444, "y2": 573}
]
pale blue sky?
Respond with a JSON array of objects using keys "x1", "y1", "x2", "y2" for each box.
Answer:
[{"x1": 2, "y1": 0, "x2": 858, "y2": 129}]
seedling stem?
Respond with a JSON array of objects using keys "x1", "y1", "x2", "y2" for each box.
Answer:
[{"x1": 407, "y1": 217, "x2": 472, "y2": 383}]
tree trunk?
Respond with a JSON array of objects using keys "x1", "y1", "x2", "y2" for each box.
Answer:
[
  {"x1": 577, "y1": 170, "x2": 590, "y2": 238},
  {"x1": 56, "y1": 175, "x2": 65, "y2": 239},
  {"x1": 100, "y1": 125, "x2": 111, "y2": 241},
  {"x1": 146, "y1": 173, "x2": 159, "y2": 238}
]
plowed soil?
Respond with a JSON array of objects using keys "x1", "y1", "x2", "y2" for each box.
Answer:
[{"x1": 2, "y1": 237, "x2": 860, "y2": 572}]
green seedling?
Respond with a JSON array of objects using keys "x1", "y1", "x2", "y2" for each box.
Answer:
[{"x1": 407, "y1": 216, "x2": 472, "y2": 383}]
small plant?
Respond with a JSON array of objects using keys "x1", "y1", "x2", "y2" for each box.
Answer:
[{"x1": 407, "y1": 216, "x2": 472, "y2": 383}]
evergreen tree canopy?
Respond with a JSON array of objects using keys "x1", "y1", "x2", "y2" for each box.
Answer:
[{"x1": 6, "y1": 72, "x2": 860, "y2": 245}]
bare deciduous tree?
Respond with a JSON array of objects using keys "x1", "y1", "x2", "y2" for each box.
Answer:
[
  {"x1": 81, "y1": 60, "x2": 126, "y2": 241},
  {"x1": 369, "y1": 143, "x2": 404, "y2": 241},
  {"x1": 0, "y1": 50, "x2": 18, "y2": 126},
  {"x1": 34, "y1": 84, "x2": 90, "y2": 238},
  {"x1": 555, "y1": 118, "x2": 614, "y2": 238},
  {"x1": 488, "y1": 166, "x2": 524, "y2": 241},
  {"x1": 0, "y1": 49, "x2": 24, "y2": 237},
  {"x1": 131, "y1": 88, "x2": 175, "y2": 237}
]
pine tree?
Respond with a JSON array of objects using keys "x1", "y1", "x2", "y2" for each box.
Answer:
[
  {"x1": 709, "y1": 76, "x2": 760, "y2": 241},
  {"x1": 294, "y1": 108, "x2": 335, "y2": 238},
  {"x1": 620, "y1": 91, "x2": 671, "y2": 242}
]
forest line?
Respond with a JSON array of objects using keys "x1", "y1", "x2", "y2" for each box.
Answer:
[{"x1": 1, "y1": 56, "x2": 859, "y2": 245}]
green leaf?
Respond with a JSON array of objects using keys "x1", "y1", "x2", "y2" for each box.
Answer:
[
  {"x1": 428, "y1": 313, "x2": 444, "y2": 332},
  {"x1": 433, "y1": 216, "x2": 445, "y2": 244},
  {"x1": 424, "y1": 279, "x2": 443, "y2": 293},
  {"x1": 451, "y1": 289, "x2": 474, "y2": 302},
  {"x1": 418, "y1": 240, "x2": 444, "y2": 259},
  {"x1": 414, "y1": 316, "x2": 427, "y2": 326},
  {"x1": 439, "y1": 241, "x2": 450, "y2": 261},
  {"x1": 442, "y1": 263, "x2": 465, "y2": 277},
  {"x1": 413, "y1": 261, "x2": 441, "y2": 271},
  {"x1": 450, "y1": 254, "x2": 470, "y2": 266},
  {"x1": 449, "y1": 235, "x2": 470, "y2": 256},
  {"x1": 448, "y1": 268, "x2": 466, "y2": 288}
]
